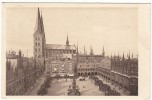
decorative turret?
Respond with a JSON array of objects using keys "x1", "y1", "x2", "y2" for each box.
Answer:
[
  {"x1": 84, "y1": 46, "x2": 86, "y2": 55},
  {"x1": 66, "y1": 34, "x2": 69, "y2": 46},
  {"x1": 128, "y1": 52, "x2": 131, "y2": 61},
  {"x1": 117, "y1": 53, "x2": 120, "y2": 61},
  {"x1": 102, "y1": 46, "x2": 105, "y2": 57},
  {"x1": 6, "y1": 59, "x2": 11, "y2": 71},
  {"x1": 90, "y1": 45, "x2": 94, "y2": 55},
  {"x1": 123, "y1": 52, "x2": 124, "y2": 59},
  {"x1": 19, "y1": 50, "x2": 22, "y2": 59}
]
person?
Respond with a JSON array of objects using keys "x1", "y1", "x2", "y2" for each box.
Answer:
[
  {"x1": 65, "y1": 74, "x2": 68, "y2": 82},
  {"x1": 68, "y1": 85, "x2": 72, "y2": 93}
]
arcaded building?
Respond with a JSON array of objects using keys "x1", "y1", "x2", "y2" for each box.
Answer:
[
  {"x1": 111, "y1": 54, "x2": 138, "y2": 95},
  {"x1": 75, "y1": 47, "x2": 106, "y2": 76}
]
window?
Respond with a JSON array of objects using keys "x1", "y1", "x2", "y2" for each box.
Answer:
[
  {"x1": 35, "y1": 48, "x2": 37, "y2": 52},
  {"x1": 131, "y1": 70, "x2": 134, "y2": 74},
  {"x1": 39, "y1": 48, "x2": 40, "y2": 52},
  {"x1": 130, "y1": 79, "x2": 134, "y2": 84},
  {"x1": 35, "y1": 42, "x2": 37, "y2": 46},
  {"x1": 38, "y1": 55, "x2": 41, "y2": 58},
  {"x1": 38, "y1": 42, "x2": 40, "y2": 46}
]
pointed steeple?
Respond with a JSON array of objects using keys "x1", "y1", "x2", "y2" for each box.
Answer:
[
  {"x1": 132, "y1": 53, "x2": 133, "y2": 58},
  {"x1": 34, "y1": 7, "x2": 42, "y2": 34},
  {"x1": 102, "y1": 46, "x2": 105, "y2": 57},
  {"x1": 40, "y1": 12, "x2": 44, "y2": 33},
  {"x1": 66, "y1": 34, "x2": 69, "y2": 46},
  {"x1": 40, "y1": 11, "x2": 46, "y2": 44}
]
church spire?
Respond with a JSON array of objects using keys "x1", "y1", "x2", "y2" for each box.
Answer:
[
  {"x1": 40, "y1": 11, "x2": 44, "y2": 33},
  {"x1": 34, "y1": 7, "x2": 42, "y2": 34},
  {"x1": 66, "y1": 34, "x2": 69, "y2": 46},
  {"x1": 102, "y1": 46, "x2": 105, "y2": 57},
  {"x1": 40, "y1": 11, "x2": 46, "y2": 43}
]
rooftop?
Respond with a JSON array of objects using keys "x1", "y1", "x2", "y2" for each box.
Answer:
[{"x1": 45, "y1": 44, "x2": 76, "y2": 50}]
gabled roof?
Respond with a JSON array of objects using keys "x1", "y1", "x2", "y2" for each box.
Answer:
[{"x1": 45, "y1": 44, "x2": 76, "y2": 50}]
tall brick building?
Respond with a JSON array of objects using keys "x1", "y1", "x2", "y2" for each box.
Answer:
[{"x1": 33, "y1": 8, "x2": 76, "y2": 60}]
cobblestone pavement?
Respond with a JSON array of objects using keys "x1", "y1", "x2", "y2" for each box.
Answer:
[
  {"x1": 27, "y1": 75, "x2": 129, "y2": 96},
  {"x1": 45, "y1": 77, "x2": 104, "y2": 96}
]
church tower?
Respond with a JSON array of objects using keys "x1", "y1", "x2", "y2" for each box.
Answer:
[{"x1": 33, "y1": 8, "x2": 46, "y2": 58}]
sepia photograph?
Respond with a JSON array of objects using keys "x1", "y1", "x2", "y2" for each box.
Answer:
[{"x1": 1, "y1": 3, "x2": 150, "y2": 99}]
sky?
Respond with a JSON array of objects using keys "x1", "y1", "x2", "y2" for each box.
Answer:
[{"x1": 6, "y1": 6, "x2": 138, "y2": 57}]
